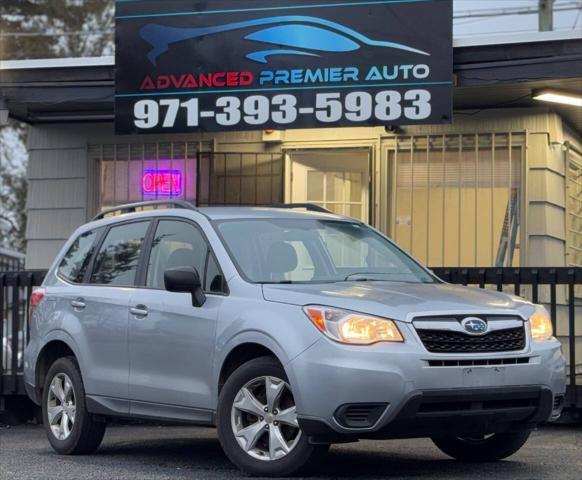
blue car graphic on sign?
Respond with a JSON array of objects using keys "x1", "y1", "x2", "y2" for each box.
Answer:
[{"x1": 139, "y1": 15, "x2": 430, "y2": 65}]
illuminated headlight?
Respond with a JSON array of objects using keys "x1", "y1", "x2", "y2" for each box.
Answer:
[
  {"x1": 529, "y1": 305, "x2": 553, "y2": 342},
  {"x1": 303, "y1": 306, "x2": 403, "y2": 345}
]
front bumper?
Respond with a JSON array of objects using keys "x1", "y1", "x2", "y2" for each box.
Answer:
[
  {"x1": 287, "y1": 331, "x2": 566, "y2": 441},
  {"x1": 298, "y1": 386, "x2": 554, "y2": 442}
]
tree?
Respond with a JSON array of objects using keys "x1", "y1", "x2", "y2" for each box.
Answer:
[
  {"x1": 0, "y1": 121, "x2": 27, "y2": 251},
  {"x1": 1, "y1": 0, "x2": 115, "y2": 60},
  {"x1": 0, "y1": 1, "x2": 114, "y2": 253}
]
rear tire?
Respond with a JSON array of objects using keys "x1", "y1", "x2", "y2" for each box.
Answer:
[
  {"x1": 217, "y1": 356, "x2": 328, "y2": 477},
  {"x1": 432, "y1": 431, "x2": 531, "y2": 462},
  {"x1": 42, "y1": 356, "x2": 106, "y2": 455}
]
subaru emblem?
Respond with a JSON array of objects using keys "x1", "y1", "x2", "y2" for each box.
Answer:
[{"x1": 461, "y1": 317, "x2": 488, "y2": 335}]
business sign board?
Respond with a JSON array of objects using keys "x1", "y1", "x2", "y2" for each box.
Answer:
[{"x1": 115, "y1": 0, "x2": 453, "y2": 134}]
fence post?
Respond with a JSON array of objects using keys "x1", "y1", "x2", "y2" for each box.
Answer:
[
  {"x1": 0, "y1": 273, "x2": 4, "y2": 393},
  {"x1": 568, "y1": 269, "x2": 577, "y2": 407},
  {"x1": 10, "y1": 273, "x2": 20, "y2": 394}
]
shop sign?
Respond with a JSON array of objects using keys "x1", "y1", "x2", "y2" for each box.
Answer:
[
  {"x1": 115, "y1": 0, "x2": 453, "y2": 134},
  {"x1": 142, "y1": 169, "x2": 183, "y2": 197}
]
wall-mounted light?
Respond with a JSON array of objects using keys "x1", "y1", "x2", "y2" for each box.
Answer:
[
  {"x1": 533, "y1": 89, "x2": 582, "y2": 107},
  {"x1": 0, "y1": 97, "x2": 9, "y2": 125}
]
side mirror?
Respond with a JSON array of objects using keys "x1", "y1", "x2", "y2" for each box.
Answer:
[{"x1": 164, "y1": 267, "x2": 206, "y2": 307}]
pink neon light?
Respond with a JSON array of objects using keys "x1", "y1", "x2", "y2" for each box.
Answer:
[{"x1": 142, "y1": 169, "x2": 183, "y2": 196}]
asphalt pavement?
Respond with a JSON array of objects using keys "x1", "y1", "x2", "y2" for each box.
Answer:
[{"x1": 1, "y1": 423, "x2": 581, "y2": 479}]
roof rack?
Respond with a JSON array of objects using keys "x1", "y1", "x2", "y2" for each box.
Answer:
[
  {"x1": 271, "y1": 203, "x2": 332, "y2": 214},
  {"x1": 92, "y1": 200, "x2": 195, "y2": 221}
]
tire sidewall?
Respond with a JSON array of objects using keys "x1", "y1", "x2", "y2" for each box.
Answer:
[
  {"x1": 42, "y1": 357, "x2": 89, "y2": 454},
  {"x1": 217, "y1": 357, "x2": 319, "y2": 477},
  {"x1": 432, "y1": 431, "x2": 531, "y2": 462}
]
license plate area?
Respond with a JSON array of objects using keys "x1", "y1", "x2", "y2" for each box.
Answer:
[{"x1": 462, "y1": 366, "x2": 506, "y2": 387}]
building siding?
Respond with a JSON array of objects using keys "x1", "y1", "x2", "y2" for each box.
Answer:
[{"x1": 25, "y1": 126, "x2": 90, "y2": 268}]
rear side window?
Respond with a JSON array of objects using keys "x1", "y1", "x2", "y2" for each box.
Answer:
[
  {"x1": 90, "y1": 221, "x2": 150, "y2": 286},
  {"x1": 58, "y1": 230, "x2": 98, "y2": 283}
]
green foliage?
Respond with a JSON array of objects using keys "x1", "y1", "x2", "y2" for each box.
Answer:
[{"x1": 0, "y1": 0, "x2": 115, "y2": 60}]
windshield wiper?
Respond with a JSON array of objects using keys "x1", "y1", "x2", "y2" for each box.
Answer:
[
  {"x1": 343, "y1": 273, "x2": 389, "y2": 282},
  {"x1": 260, "y1": 280, "x2": 297, "y2": 285}
]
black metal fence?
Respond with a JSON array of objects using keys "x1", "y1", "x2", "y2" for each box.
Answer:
[
  {"x1": 0, "y1": 271, "x2": 46, "y2": 396},
  {"x1": 0, "y1": 249, "x2": 25, "y2": 272},
  {"x1": 1, "y1": 267, "x2": 581, "y2": 412}
]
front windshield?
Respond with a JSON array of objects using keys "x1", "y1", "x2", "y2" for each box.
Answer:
[{"x1": 215, "y1": 218, "x2": 435, "y2": 284}]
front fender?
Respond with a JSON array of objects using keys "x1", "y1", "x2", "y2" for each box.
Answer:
[{"x1": 213, "y1": 298, "x2": 321, "y2": 407}]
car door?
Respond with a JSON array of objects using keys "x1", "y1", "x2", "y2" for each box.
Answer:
[
  {"x1": 128, "y1": 219, "x2": 226, "y2": 416},
  {"x1": 80, "y1": 220, "x2": 151, "y2": 406}
]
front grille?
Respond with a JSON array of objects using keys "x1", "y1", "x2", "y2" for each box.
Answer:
[
  {"x1": 417, "y1": 396, "x2": 537, "y2": 414},
  {"x1": 417, "y1": 327, "x2": 526, "y2": 353},
  {"x1": 427, "y1": 357, "x2": 530, "y2": 367}
]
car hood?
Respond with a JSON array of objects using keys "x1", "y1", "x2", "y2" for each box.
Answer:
[{"x1": 262, "y1": 281, "x2": 534, "y2": 322}]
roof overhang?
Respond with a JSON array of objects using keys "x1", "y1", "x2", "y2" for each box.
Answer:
[{"x1": 1, "y1": 33, "x2": 581, "y2": 132}]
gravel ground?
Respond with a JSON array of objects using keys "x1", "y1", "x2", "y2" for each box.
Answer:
[{"x1": 1, "y1": 424, "x2": 581, "y2": 479}]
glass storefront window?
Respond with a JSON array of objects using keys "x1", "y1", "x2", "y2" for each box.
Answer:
[
  {"x1": 289, "y1": 149, "x2": 370, "y2": 222},
  {"x1": 90, "y1": 142, "x2": 199, "y2": 212},
  {"x1": 90, "y1": 144, "x2": 284, "y2": 212}
]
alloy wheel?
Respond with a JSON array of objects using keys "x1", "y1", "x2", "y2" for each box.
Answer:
[
  {"x1": 231, "y1": 375, "x2": 301, "y2": 461},
  {"x1": 47, "y1": 373, "x2": 76, "y2": 440}
]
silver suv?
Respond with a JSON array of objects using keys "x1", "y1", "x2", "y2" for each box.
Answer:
[{"x1": 24, "y1": 201, "x2": 565, "y2": 477}]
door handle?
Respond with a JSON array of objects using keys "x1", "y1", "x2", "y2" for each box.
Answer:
[
  {"x1": 71, "y1": 298, "x2": 86, "y2": 310},
  {"x1": 130, "y1": 305, "x2": 149, "y2": 318}
]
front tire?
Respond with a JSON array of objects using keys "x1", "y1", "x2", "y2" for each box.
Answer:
[
  {"x1": 432, "y1": 431, "x2": 531, "y2": 462},
  {"x1": 42, "y1": 356, "x2": 106, "y2": 455},
  {"x1": 217, "y1": 356, "x2": 328, "y2": 477}
]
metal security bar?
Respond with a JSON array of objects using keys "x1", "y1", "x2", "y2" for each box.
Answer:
[
  {"x1": 567, "y1": 148, "x2": 582, "y2": 267},
  {"x1": 433, "y1": 267, "x2": 582, "y2": 412},
  {"x1": 197, "y1": 152, "x2": 284, "y2": 206},
  {"x1": 388, "y1": 133, "x2": 525, "y2": 268},
  {"x1": 89, "y1": 146, "x2": 284, "y2": 210},
  {"x1": 89, "y1": 141, "x2": 203, "y2": 212}
]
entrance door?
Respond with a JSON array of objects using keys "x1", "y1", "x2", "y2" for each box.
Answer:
[{"x1": 287, "y1": 150, "x2": 370, "y2": 222}]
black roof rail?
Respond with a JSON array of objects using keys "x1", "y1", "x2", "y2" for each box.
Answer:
[
  {"x1": 271, "y1": 203, "x2": 332, "y2": 214},
  {"x1": 92, "y1": 200, "x2": 196, "y2": 221}
]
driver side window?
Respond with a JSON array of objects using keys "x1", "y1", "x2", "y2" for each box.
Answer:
[{"x1": 146, "y1": 220, "x2": 224, "y2": 293}]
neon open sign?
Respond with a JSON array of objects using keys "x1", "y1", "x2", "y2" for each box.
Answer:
[{"x1": 142, "y1": 169, "x2": 183, "y2": 196}]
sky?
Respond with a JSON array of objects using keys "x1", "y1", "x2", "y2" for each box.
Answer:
[{"x1": 454, "y1": 0, "x2": 582, "y2": 37}]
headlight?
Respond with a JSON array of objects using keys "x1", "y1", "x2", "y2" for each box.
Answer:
[
  {"x1": 303, "y1": 306, "x2": 403, "y2": 345},
  {"x1": 529, "y1": 305, "x2": 553, "y2": 342}
]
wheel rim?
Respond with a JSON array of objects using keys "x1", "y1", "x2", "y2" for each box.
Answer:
[
  {"x1": 47, "y1": 373, "x2": 76, "y2": 441},
  {"x1": 231, "y1": 376, "x2": 301, "y2": 461}
]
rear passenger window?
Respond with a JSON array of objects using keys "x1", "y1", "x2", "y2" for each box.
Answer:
[
  {"x1": 58, "y1": 230, "x2": 98, "y2": 283},
  {"x1": 90, "y1": 222, "x2": 150, "y2": 286},
  {"x1": 146, "y1": 220, "x2": 208, "y2": 290}
]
